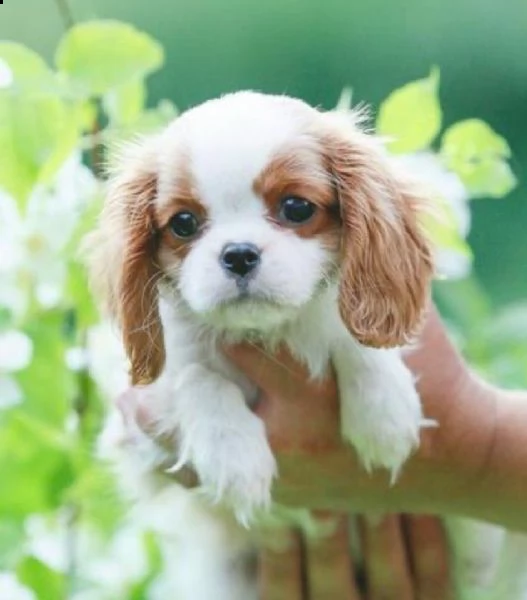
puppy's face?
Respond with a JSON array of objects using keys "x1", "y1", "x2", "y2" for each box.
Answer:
[
  {"x1": 87, "y1": 92, "x2": 433, "y2": 384},
  {"x1": 156, "y1": 97, "x2": 340, "y2": 332}
]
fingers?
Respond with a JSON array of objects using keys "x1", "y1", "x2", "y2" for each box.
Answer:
[
  {"x1": 403, "y1": 516, "x2": 453, "y2": 600},
  {"x1": 224, "y1": 343, "x2": 340, "y2": 452},
  {"x1": 258, "y1": 529, "x2": 306, "y2": 600},
  {"x1": 115, "y1": 386, "x2": 175, "y2": 449},
  {"x1": 224, "y1": 343, "x2": 312, "y2": 389},
  {"x1": 359, "y1": 515, "x2": 414, "y2": 600},
  {"x1": 305, "y1": 513, "x2": 362, "y2": 600},
  {"x1": 114, "y1": 386, "x2": 199, "y2": 488}
]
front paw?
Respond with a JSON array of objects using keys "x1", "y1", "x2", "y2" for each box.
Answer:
[
  {"x1": 341, "y1": 368, "x2": 426, "y2": 481},
  {"x1": 169, "y1": 364, "x2": 277, "y2": 525},
  {"x1": 188, "y1": 420, "x2": 277, "y2": 525}
]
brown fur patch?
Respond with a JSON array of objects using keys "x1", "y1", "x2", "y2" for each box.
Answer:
[
  {"x1": 254, "y1": 148, "x2": 341, "y2": 242},
  {"x1": 85, "y1": 141, "x2": 166, "y2": 386},
  {"x1": 118, "y1": 169, "x2": 166, "y2": 385},
  {"x1": 319, "y1": 129, "x2": 434, "y2": 348}
]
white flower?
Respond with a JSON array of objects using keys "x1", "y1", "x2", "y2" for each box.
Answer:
[
  {"x1": 25, "y1": 516, "x2": 68, "y2": 573},
  {"x1": 65, "y1": 347, "x2": 89, "y2": 372},
  {"x1": 82, "y1": 524, "x2": 149, "y2": 595},
  {"x1": 392, "y1": 151, "x2": 470, "y2": 233},
  {"x1": 0, "y1": 59, "x2": 13, "y2": 89},
  {"x1": 0, "y1": 573, "x2": 36, "y2": 600},
  {"x1": 0, "y1": 376, "x2": 23, "y2": 409},
  {"x1": 25, "y1": 153, "x2": 98, "y2": 257},
  {"x1": 0, "y1": 153, "x2": 98, "y2": 313},
  {"x1": 0, "y1": 330, "x2": 33, "y2": 372},
  {"x1": 391, "y1": 151, "x2": 472, "y2": 279},
  {"x1": 435, "y1": 249, "x2": 472, "y2": 281},
  {"x1": 86, "y1": 322, "x2": 128, "y2": 401}
]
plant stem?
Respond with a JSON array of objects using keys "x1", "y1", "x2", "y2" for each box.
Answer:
[
  {"x1": 64, "y1": 503, "x2": 80, "y2": 599},
  {"x1": 55, "y1": 0, "x2": 75, "y2": 30}
]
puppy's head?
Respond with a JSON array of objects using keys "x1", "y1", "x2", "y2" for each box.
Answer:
[{"x1": 86, "y1": 92, "x2": 433, "y2": 385}]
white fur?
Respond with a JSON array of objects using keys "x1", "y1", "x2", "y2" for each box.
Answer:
[{"x1": 96, "y1": 92, "x2": 527, "y2": 598}]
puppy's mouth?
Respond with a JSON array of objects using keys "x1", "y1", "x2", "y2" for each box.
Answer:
[
  {"x1": 200, "y1": 289, "x2": 297, "y2": 333},
  {"x1": 217, "y1": 290, "x2": 283, "y2": 309}
]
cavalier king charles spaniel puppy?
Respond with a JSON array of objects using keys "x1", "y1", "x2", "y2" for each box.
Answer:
[{"x1": 87, "y1": 91, "x2": 434, "y2": 527}]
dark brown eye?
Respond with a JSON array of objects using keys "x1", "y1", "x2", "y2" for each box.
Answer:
[
  {"x1": 168, "y1": 211, "x2": 199, "y2": 239},
  {"x1": 279, "y1": 196, "x2": 316, "y2": 224}
]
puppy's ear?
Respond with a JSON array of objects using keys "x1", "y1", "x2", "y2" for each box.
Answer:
[
  {"x1": 321, "y1": 116, "x2": 434, "y2": 348},
  {"x1": 85, "y1": 139, "x2": 165, "y2": 384}
]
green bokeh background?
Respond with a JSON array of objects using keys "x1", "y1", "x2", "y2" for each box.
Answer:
[{"x1": 2, "y1": 0, "x2": 526, "y2": 305}]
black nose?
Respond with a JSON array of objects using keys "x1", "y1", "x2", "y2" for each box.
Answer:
[{"x1": 220, "y1": 242, "x2": 261, "y2": 278}]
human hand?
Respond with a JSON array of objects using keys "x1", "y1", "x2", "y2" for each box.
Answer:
[
  {"x1": 223, "y1": 305, "x2": 498, "y2": 515},
  {"x1": 259, "y1": 513, "x2": 453, "y2": 600}
]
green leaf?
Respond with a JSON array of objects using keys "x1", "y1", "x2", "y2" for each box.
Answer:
[
  {"x1": 17, "y1": 555, "x2": 65, "y2": 600},
  {"x1": 441, "y1": 119, "x2": 516, "y2": 198},
  {"x1": 0, "y1": 520, "x2": 25, "y2": 569},
  {"x1": 377, "y1": 68, "x2": 442, "y2": 153},
  {"x1": 65, "y1": 261, "x2": 99, "y2": 330},
  {"x1": 66, "y1": 463, "x2": 123, "y2": 537},
  {"x1": 0, "y1": 414, "x2": 74, "y2": 518},
  {"x1": 104, "y1": 98, "x2": 178, "y2": 144},
  {"x1": 480, "y1": 303, "x2": 527, "y2": 346},
  {"x1": 433, "y1": 275, "x2": 492, "y2": 335},
  {"x1": 56, "y1": 20, "x2": 164, "y2": 97},
  {"x1": 0, "y1": 90, "x2": 80, "y2": 205},
  {"x1": 17, "y1": 311, "x2": 76, "y2": 425},
  {"x1": 129, "y1": 532, "x2": 163, "y2": 600},
  {"x1": 0, "y1": 42, "x2": 55, "y2": 93},
  {"x1": 0, "y1": 44, "x2": 81, "y2": 204},
  {"x1": 78, "y1": 99, "x2": 98, "y2": 131},
  {"x1": 103, "y1": 78, "x2": 146, "y2": 126}
]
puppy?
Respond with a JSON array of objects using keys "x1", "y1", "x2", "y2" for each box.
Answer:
[{"x1": 87, "y1": 90, "x2": 434, "y2": 522}]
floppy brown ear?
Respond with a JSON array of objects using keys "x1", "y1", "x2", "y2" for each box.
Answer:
[
  {"x1": 322, "y1": 122, "x2": 434, "y2": 348},
  {"x1": 84, "y1": 140, "x2": 165, "y2": 384}
]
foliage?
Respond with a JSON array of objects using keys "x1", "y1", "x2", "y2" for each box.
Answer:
[{"x1": 0, "y1": 18, "x2": 520, "y2": 599}]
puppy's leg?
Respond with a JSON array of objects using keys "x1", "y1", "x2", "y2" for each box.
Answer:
[
  {"x1": 332, "y1": 339, "x2": 427, "y2": 480},
  {"x1": 100, "y1": 407, "x2": 257, "y2": 600},
  {"x1": 143, "y1": 488, "x2": 257, "y2": 600},
  {"x1": 167, "y1": 363, "x2": 277, "y2": 525}
]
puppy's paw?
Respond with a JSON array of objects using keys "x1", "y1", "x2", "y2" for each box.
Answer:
[
  {"x1": 341, "y1": 365, "x2": 424, "y2": 481},
  {"x1": 187, "y1": 418, "x2": 276, "y2": 526},
  {"x1": 170, "y1": 364, "x2": 277, "y2": 526}
]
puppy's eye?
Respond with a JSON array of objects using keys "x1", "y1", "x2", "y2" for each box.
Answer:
[
  {"x1": 168, "y1": 211, "x2": 200, "y2": 239},
  {"x1": 279, "y1": 196, "x2": 316, "y2": 225}
]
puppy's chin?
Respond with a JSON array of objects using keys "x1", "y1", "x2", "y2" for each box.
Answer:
[{"x1": 197, "y1": 297, "x2": 299, "y2": 335}]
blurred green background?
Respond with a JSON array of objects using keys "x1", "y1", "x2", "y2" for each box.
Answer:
[{"x1": 3, "y1": 0, "x2": 526, "y2": 306}]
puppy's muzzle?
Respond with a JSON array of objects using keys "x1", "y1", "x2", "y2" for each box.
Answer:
[{"x1": 220, "y1": 242, "x2": 261, "y2": 279}]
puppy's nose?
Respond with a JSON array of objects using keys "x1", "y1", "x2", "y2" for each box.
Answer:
[{"x1": 220, "y1": 242, "x2": 261, "y2": 277}]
